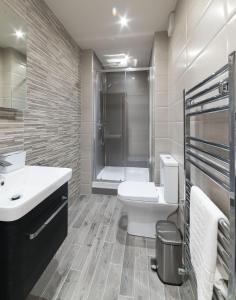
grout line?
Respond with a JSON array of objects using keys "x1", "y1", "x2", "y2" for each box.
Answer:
[
  {"x1": 52, "y1": 265, "x2": 72, "y2": 300},
  {"x1": 144, "y1": 238, "x2": 151, "y2": 300},
  {"x1": 131, "y1": 237, "x2": 135, "y2": 298},
  {"x1": 100, "y1": 260, "x2": 112, "y2": 300},
  {"x1": 118, "y1": 233, "x2": 126, "y2": 298},
  {"x1": 41, "y1": 242, "x2": 75, "y2": 299},
  {"x1": 84, "y1": 224, "x2": 109, "y2": 300}
]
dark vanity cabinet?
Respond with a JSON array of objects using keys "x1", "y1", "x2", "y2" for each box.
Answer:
[{"x1": 0, "y1": 183, "x2": 69, "y2": 300}]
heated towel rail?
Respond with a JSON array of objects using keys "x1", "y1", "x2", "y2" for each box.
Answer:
[{"x1": 183, "y1": 52, "x2": 236, "y2": 300}]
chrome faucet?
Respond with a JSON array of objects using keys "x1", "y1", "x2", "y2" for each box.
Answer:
[
  {"x1": 0, "y1": 159, "x2": 12, "y2": 167},
  {"x1": 0, "y1": 153, "x2": 13, "y2": 168},
  {"x1": 0, "y1": 151, "x2": 26, "y2": 174}
]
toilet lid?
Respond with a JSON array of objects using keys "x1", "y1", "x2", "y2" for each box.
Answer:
[{"x1": 118, "y1": 181, "x2": 159, "y2": 202}]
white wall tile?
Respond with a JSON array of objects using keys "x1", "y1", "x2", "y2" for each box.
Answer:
[
  {"x1": 151, "y1": 32, "x2": 169, "y2": 183},
  {"x1": 156, "y1": 74, "x2": 168, "y2": 92},
  {"x1": 155, "y1": 122, "x2": 169, "y2": 138},
  {"x1": 227, "y1": 14, "x2": 236, "y2": 54},
  {"x1": 187, "y1": 0, "x2": 226, "y2": 66},
  {"x1": 186, "y1": 0, "x2": 211, "y2": 40},
  {"x1": 155, "y1": 138, "x2": 170, "y2": 154},
  {"x1": 156, "y1": 92, "x2": 168, "y2": 107},
  {"x1": 186, "y1": 27, "x2": 228, "y2": 90},
  {"x1": 173, "y1": 48, "x2": 187, "y2": 81},
  {"x1": 154, "y1": 32, "x2": 169, "y2": 60},
  {"x1": 156, "y1": 60, "x2": 168, "y2": 75},
  {"x1": 155, "y1": 107, "x2": 168, "y2": 122},
  {"x1": 170, "y1": 0, "x2": 187, "y2": 62},
  {"x1": 168, "y1": 0, "x2": 232, "y2": 215},
  {"x1": 227, "y1": 0, "x2": 236, "y2": 19}
]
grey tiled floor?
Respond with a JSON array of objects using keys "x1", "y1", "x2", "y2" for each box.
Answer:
[{"x1": 28, "y1": 194, "x2": 193, "y2": 300}]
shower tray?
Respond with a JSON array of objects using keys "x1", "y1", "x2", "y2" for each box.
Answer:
[{"x1": 96, "y1": 166, "x2": 150, "y2": 182}]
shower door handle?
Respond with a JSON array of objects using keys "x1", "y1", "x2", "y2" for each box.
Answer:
[
  {"x1": 101, "y1": 126, "x2": 105, "y2": 146},
  {"x1": 98, "y1": 122, "x2": 102, "y2": 131},
  {"x1": 98, "y1": 122, "x2": 105, "y2": 146}
]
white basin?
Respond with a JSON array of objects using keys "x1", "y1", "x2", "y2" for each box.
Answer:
[{"x1": 0, "y1": 166, "x2": 72, "y2": 221}]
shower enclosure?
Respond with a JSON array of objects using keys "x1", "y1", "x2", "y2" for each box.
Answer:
[{"x1": 93, "y1": 68, "x2": 151, "y2": 189}]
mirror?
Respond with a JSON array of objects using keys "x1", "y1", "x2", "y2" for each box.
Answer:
[{"x1": 0, "y1": 2, "x2": 27, "y2": 110}]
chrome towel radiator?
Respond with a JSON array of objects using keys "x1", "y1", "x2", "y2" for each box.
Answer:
[{"x1": 183, "y1": 52, "x2": 236, "y2": 300}]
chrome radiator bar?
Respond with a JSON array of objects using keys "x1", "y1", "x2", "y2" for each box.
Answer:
[{"x1": 183, "y1": 52, "x2": 236, "y2": 300}]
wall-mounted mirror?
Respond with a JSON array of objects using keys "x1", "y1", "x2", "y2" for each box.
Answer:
[{"x1": 0, "y1": 2, "x2": 27, "y2": 110}]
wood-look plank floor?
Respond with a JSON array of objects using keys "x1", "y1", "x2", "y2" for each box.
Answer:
[{"x1": 28, "y1": 194, "x2": 191, "y2": 300}]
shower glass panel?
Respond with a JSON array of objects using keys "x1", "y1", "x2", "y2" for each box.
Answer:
[
  {"x1": 104, "y1": 72, "x2": 125, "y2": 168},
  {"x1": 94, "y1": 69, "x2": 150, "y2": 183},
  {"x1": 125, "y1": 71, "x2": 149, "y2": 167}
]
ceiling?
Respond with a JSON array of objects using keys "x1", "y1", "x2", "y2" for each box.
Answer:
[{"x1": 44, "y1": 0, "x2": 177, "y2": 68}]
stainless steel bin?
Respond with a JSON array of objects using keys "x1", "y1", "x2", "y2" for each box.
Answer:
[{"x1": 156, "y1": 220, "x2": 183, "y2": 285}]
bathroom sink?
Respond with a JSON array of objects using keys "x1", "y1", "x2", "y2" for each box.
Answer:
[{"x1": 0, "y1": 166, "x2": 72, "y2": 222}]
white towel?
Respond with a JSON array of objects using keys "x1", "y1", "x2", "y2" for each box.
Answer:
[
  {"x1": 214, "y1": 263, "x2": 228, "y2": 298},
  {"x1": 190, "y1": 186, "x2": 227, "y2": 300}
]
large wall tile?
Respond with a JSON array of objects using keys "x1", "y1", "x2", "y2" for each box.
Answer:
[
  {"x1": 173, "y1": 48, "x2": 187, "y2": 81},
  {"x1": 226, "y1": 0, "x2": 236, "y2": 19},
  {"x1": 168, "y1": 0, "x2": 231, "y2": 221},
  {"x1": 186, "y1": 0, "x2": 211, "y2": 40},
  {"x1": 170, "y1": 0, "x2": 187, "y2": 62},
  {"x1": 151, "y1": 32, "x2": 170, "y2": 183},
  {"x1": 187, "y1": 0, "x2": 226, "y2": 66},
  {"x1": 156, "y1": 74, "x2": 168, "y2": 92},
  {"x1": 156, "y1": 92, "x2": 168, "y2": 107},
  {"x1": 186, "y1": 27, "x2": 228, "y2": 90},
  {"x1": 155, "y1": 107, "x2": 168, "y2": 122},
  {"x1": 227, "y1": 14, "x2": 236, "y2": 54},
  {"x1": 155, "y1": 122, "x2": 169, "y2": 138}
]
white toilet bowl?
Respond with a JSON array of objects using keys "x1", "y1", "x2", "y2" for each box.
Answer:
[
  {"x1": 118, "y1": 181, "x2": 177, "y2": 238},
  {"x1": 117, "y1": 154, "x2": 179, "y2": 238}
]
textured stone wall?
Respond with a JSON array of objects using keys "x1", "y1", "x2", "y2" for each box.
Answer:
[{"x1": 1, "y1": 0, "x2": 81, "y2": 204}]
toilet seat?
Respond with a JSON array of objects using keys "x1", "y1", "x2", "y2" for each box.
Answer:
[{"x1": 118, "y1": 181, "x2": 159, "y2": 203}]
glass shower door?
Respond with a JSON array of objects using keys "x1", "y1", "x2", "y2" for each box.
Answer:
[
  {"x1": 100, "y1": 71, "x2": 126, "y2": 181},
  {"x1": 94, "y1": 72, "x2": 105, "y2": 180},
  {"x1": 94, "y1": 69, "x2": 150, "y2": 183},
  {"x1": 124, "y1": 70, "x2": 150, "y2": 182}
]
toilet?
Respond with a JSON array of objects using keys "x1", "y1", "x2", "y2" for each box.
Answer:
[{"x1": 118, "y1": 154, "x2": 178, "y2": 238}]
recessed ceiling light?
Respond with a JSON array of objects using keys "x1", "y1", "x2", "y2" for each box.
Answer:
[
  {"x1": 104, "y1": 53, "x2": 126, "y2": 57},
  {"x1": 119, "y1": 15, "x2": 129, "y2": 28},
  {"x1": 112, "y1": 7, "x2": 117, "y2": 16},
  {"x1": 14, "y1": 29, "x2": 25, "y2": 39},
  {"x1": 104, "y1": 53, "x2": 131, "y2": 68}
]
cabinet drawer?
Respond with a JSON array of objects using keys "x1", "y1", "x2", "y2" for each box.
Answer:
[{"x1": 0, "y1": 183, "x2": 68, "y2": 300}]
